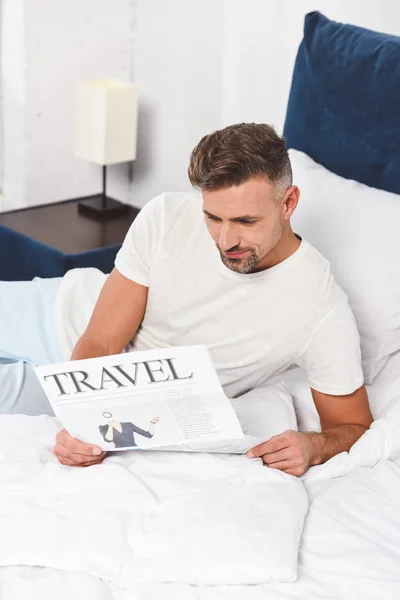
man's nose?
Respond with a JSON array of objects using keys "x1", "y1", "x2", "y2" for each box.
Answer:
[{"x1": 218, "y1": 223, "x2": 240, "y2": 251}]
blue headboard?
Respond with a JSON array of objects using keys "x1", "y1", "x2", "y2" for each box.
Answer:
[{"x1": 283, "y1": 11, "x2": 400, "y2": 195}]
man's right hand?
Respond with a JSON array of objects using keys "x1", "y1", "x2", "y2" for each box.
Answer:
[{"x1": 54, "y1": 429, "x2": 106, "y2": 467}]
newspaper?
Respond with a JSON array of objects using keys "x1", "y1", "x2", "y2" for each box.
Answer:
[{"x1": 35, "y1": 345, "x2": 262, "y2": 454}]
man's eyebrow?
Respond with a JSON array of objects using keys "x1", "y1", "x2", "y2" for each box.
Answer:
[
  {"x1": 203, "y1": 210, "x2": 261, "y2": 222},
  {"x1": 231, "y1": 215, "x2": 261, "y2": 222},
  {"x1": 203, "y1": 209, "x2": 220, "y2": 219}
]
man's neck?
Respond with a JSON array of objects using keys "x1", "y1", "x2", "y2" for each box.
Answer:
[{"x1": 253, "y1": 226, "x2": 301, "y2": 272}]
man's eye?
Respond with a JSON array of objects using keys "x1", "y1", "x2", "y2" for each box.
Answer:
[
  {"x1": 240, "y1": 220, "x2": 256, "y2": 225},
  {"x1": 206, "y1": 215, "x2": 220, "y2": 222}
]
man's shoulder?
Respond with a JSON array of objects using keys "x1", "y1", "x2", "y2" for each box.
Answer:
[
  {"x1": 137, "y1": 191, "x2": 203, "y2": 244},
  {"x1": 297, "y1": 239, "x2": 334, "y2": 281},
  {"x1": 144, "y1": 191, "x2": 201, "y2": 222},
  {"x1": 295, "y1": 239, "x2": 348, "y2": 310}
]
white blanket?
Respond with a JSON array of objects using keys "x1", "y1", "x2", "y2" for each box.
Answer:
[
  {"x1": 2, "y1": 356, "x2": 400, "y2": 590},
  {"x1": 0, "y1": 413, "x2": 308, "y2": 586},
  {"x1": 2, "y1": 457, "x2": 400, "y2": 600}
]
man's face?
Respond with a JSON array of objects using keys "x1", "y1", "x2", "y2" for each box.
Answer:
[{"x1": 202, "y1": 177, "x2": 293, "y2": 274}]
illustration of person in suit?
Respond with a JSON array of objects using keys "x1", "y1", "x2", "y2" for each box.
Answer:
[{"x1": 98, "y1": 411, "x2": 160, "y2": 448}]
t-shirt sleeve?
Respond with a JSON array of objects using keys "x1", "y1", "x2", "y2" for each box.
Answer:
[
  {"x1": 296, "y1": 300, "x2": 364, "y2": 396},
  {"x1": 114, "y1": 195, "x2": 163, "y2": 287}
]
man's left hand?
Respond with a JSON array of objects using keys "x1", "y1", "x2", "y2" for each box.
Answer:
[{"x1": 247, "y1": 430, "x2": 318, "y2": 477}]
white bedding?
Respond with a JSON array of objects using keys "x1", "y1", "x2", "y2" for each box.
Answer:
[
  {"x1": 1, "y1": 355, "x2": 400, "y2": 598},
  {"x1": 2, "y1": 461, "x2": 400, "y2": 600},
  {"x1": 0, "y1": 414, "x2": 307, "y2": 587}
]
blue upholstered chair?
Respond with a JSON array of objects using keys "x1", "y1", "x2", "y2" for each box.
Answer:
[{"x1": 0, "y1": 224, "x2": 120, "y2": 281}]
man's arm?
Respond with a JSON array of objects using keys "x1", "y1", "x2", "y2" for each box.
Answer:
[
  {"x1": 54, "y1": 268, "x2": 148, "y2": 467},
  {"x1": 71, "y1": 267, "x2": 148, "y2": 360},
  {"x1": 247, "y1": 385, "x2": 373, "y2": 476},
  {"x1": 306, "y1": 385, "x2": 372, "y2": 465}
]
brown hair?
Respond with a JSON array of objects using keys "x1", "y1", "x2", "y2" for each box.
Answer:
[{"x1": 188, "y1": 123, "x2": 292, "y2": 194}]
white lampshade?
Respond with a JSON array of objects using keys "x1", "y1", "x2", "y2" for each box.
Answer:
[{"x1": 75, "y1": 79, "x2": 138, "y2": 166}]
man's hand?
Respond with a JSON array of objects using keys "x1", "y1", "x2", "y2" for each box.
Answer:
[
  {"x1": 247, "y1": 385, "x2": 373, "y2": 476},
  {"x1": 54, "y1": 429, "x2": 106, "y2": 467},
  {"x1": 247, "y1": 430, "x2": 316, "y2": 477}
]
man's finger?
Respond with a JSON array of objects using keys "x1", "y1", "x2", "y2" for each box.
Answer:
[
  {"x1": 66, "y1": 437, "x2": 102, "y2": 456},
  {"x1": 57, "y1": 429, "x2": 103, "y2": 457},
  {"x1": 56, "y1": 451, "x2": 104, "y2": 467},
  {"x1": 283, "y1": 467, "x2": 305, "y2": 477},
  {"x1": 247, "y1": 434, "x2": 290, "y2": 458},
  {"x1": 59, "y1": 457, "x2": 101, "y2": 468},
  {"x1": 267, "y1": 460, "x2": 294, "y2": 471},
  {"x1": 54, "y1": 443, "x2": 104, "y2": 465},
  {"x1": 53, "y1": 443, "x2": 70, "y2": 458},
  {"x1": 261, "y1": 449, "x2": 292, "y2": 465},
  {"x1": 264, "y1": 460, "x2": 305, "y2": 476},
  {"x1": 58, "y1": 456, "x2": 80, "y2": 467}
]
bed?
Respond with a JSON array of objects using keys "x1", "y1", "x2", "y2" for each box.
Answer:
[{"x1": 1, "y1": 10, "x2": 400, "y2": 600}]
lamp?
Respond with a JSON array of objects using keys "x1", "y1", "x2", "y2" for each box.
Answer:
[{"x1": 74, "y1": 79, "x2": 138, "y2": 220}]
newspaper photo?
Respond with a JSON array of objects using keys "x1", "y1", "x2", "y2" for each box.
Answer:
[{"x1": 34, "y1": 345, "x2": 261, "y2": 454}]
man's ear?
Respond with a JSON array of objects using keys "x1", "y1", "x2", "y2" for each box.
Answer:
[{"x1": 283, "y1": 186, "x2": 300, "y2": 220}]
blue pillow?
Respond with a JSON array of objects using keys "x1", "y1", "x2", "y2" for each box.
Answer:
[{"x1": 283, "y1": 11, "x2": 400, "y2": 195}]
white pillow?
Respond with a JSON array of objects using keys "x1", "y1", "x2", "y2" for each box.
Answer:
[
  {"x1": 231, "y1": 381, "x2": 298, "y2": 441},
  {"x1": 290, "y1": 149, "x2": 400, "y2": 384}
]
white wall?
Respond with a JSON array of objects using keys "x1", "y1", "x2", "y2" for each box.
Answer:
[
  {"x1": 25, "y1": 0, "x2": 135, "y2": 209},
  {"x1": 222, "y1": 0, "x2": 400, "y2": 133},
  {"x1": 2, "y1": 0, "x2": 399, "y2": 211},
  {"x1": 1, "y1": 0, "x2": 135, "y2": 211},
  {"x1": 130, "y1": 0, "x2": 223, "y2": 207},
  {"x1": 0, "y1": 0, "x2": 26, "y2": 210},
  {"x1": 0, "y1": 0, "x2": 223, "y2": 211}
]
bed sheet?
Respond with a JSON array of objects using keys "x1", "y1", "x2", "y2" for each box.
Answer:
[{"x1": 1, "y1": 354, "x2": 400, "y2": 599}]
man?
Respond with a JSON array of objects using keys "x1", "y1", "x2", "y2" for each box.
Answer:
[{"x1": 0, "y1": 123, "x2": 372, "y2": 474}]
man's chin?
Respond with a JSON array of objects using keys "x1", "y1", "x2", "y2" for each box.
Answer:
[{"x1": 220, "y1": 255, "x2": 257, "y2": 274}]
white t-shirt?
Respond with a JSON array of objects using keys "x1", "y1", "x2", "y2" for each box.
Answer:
[{"x1": 55, "y1": 192, "x2": 364, "y2": 399}]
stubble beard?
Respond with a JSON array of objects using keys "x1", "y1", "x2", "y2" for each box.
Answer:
[
  {"x1": 218, "y1": 247, "x2": 260, "y2": 274},
  {"x1": 217, "y1": 219, "x2": 285, "y2": 274}
]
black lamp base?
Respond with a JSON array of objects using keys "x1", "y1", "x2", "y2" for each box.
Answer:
[{"x1": 77, "y1": 195, "x2": 130, "y2": 221}]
